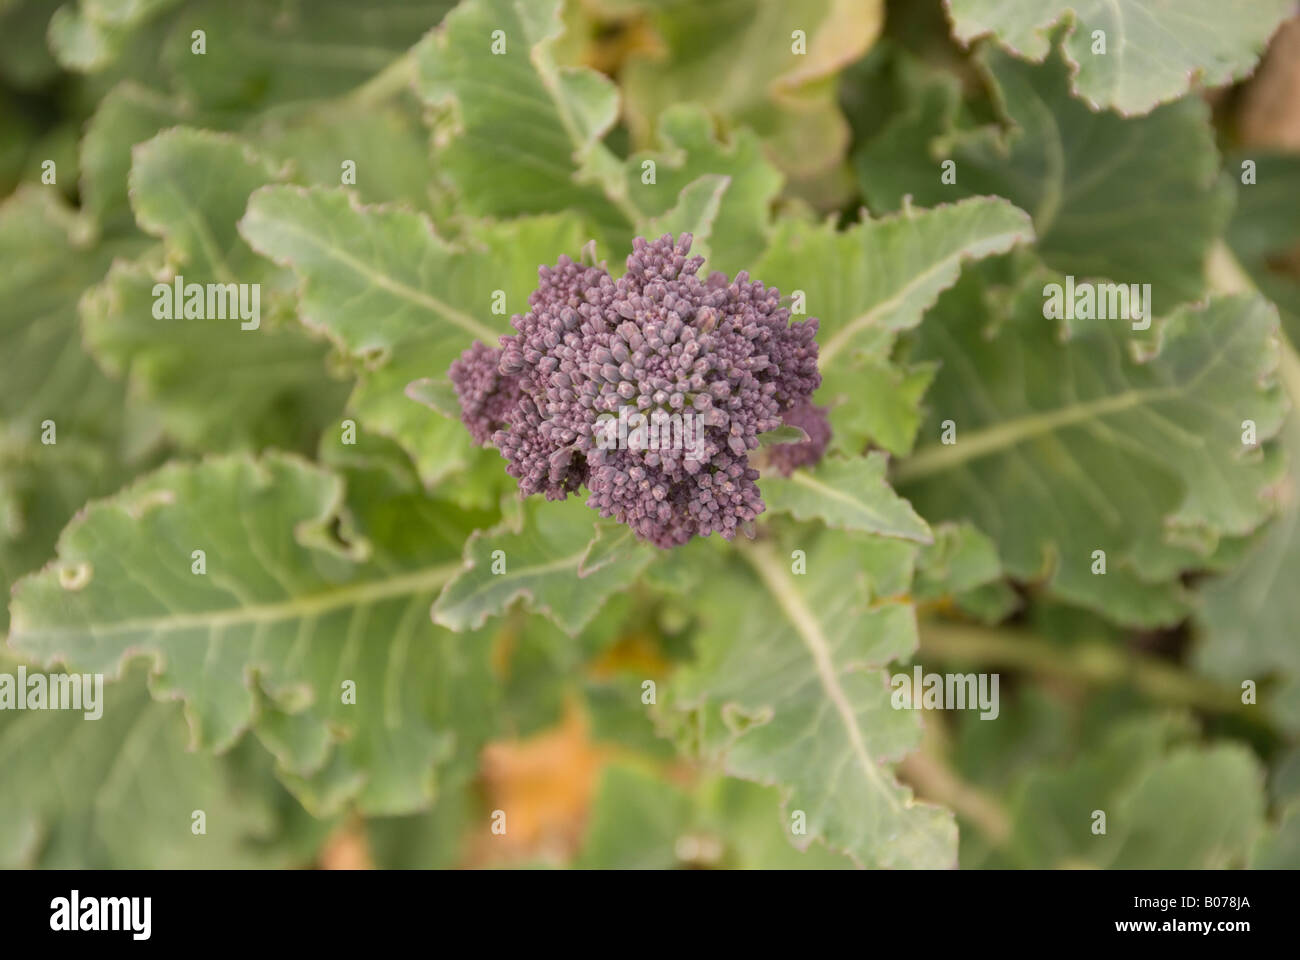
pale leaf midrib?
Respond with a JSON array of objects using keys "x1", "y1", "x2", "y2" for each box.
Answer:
[
  {"x1": 787, "y1": 468, "x2": 928, "y2": 541},
  {"x1": 892, "y1": 385, "x2": 1179, "y2": 483},
  {"x1": 819, "y1": 225, "x2": 1030, "y2": 366},
  {"x1": 443, "y1": 546, "x2": 589, "y2": 607},
  {"x1": 251, "y1": 212, "x2": 497, "y2": 342},
  {"x1": 744, "y1": 540, "x2": 901, "y2": 813},
  {"x1": 13, "y1": 562, "x2": 461, "y2": 642}
]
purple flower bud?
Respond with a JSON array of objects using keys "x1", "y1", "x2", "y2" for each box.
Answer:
[{"x1": 765, "y1": 401, "x2": 832, "y2": 476}]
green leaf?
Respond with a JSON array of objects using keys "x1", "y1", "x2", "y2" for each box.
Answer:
[
  {"x1": 575, "y1": 764, "x2": 693, "y2": 869},
  {"x1": 78, "y1": 82, "x2": 194, "y2": 230},
  {"x1": 760, "y1": 453, "x2": 932, "y2": 541},
  {"x1": 619, "y1": 0, "x2": 884, "y2": 184},
  {"x1": 1251, "y1": 805, "x2": 1300, "y2": 869},
  {"x1": 1224, "y1": 151, "x2": 1300, "y2": 345},
  {"x1": 759, "y1": 198, "x2": 1034, "y2": 366},
  {"x1": 641, "y1": 173, "x2": 729, "y2": 267},
  {"x1": 625, "y1": 104, "x2": 783, "y2": 276},
  {"x1": 579, "y1": 519, "x2": 649, "y2": 577},
  {"x1": 0, "y1": 188, "x2": 151, "y2": 634},
  {"x1": 898, "y1": 268, "x2": 1287, "y2": 627},
  {"x1": 8, "y1": 452, "x2": 498, "y2": 816},
  {"x1": 239, "y1": 185, "x2": 588, "y2": 485},
  {"x1": 576, "y1": 765, "x2": 859, "y2": 869},
  {"x1": 433, "y1": 498, "x2": 654, "y2": 636},
  {"x1": 914, "y1": 521, "x2": 1018, "y2": 622},
  {"x1": 162, "y1": 1, "x2": 454, "y2": 113},
  {"x1": 0, "y1": 656, "x2": 328, "y2": 868},
  {"x1": 852, "y1": 44, "x2": 1233, "y2": 305},
  {"x1": 668, "y1": 529, "x2": 957, "y2": 867},
  {"x1": 261, "y1": 106, "x2": 435, "y2": 213},
  {"x1": 946, "y1": 0, "x2": 1293, "y2": 115},
  {"x1": 48, "y1": 0, "x2": 181, "y2": 72},
  {"x1": 754, "y1": 196, "x2": 1033, "y2": 454},
  {"x1": 1194, "y1": 172, "x2": 1300, "y2": 733},
  {"x1": 415, "y1": 0, "x2": 790, "y2": 260},
  {"x1": 998, "y1": 715, "x2": 1264, "y2": 868},
  {"x1": 1196, "y1": 342, "x2": 1300, "y2": 731},
  {"x1": 415, "y1": 0, "x2": 635, "y2": 243},
  {"x1": 81, "y1": 128, "x2": 347, "y2": 452}
]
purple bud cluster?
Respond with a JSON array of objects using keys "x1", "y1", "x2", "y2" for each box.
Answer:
[
  {"x1": 448, "y1": 340, "x2": 522, "y2": 446},
  {"x1": 765, "y1": 401, "x2": 832, "y2": 476},
  {"x1": 447, "y1": 234, "x2": 821, "y2": 547}
]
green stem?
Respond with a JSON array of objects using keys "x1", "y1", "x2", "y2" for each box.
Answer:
[
  {"x1": 898, "y1": 748, "x2": 1012, "y2": 846},
  {"x1": 918, "y1": 620, "x2": 1264, "y2": 723}
]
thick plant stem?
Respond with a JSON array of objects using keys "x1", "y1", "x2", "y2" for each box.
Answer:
[
  {"x1": 918, "y1": 620, "x2": 1261, "y2": 722},
  {"x1": 898, "y1": 749, "x2": 1012, "y2": 847}
]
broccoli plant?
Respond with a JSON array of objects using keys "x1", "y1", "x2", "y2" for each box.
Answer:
[{"x1": 1, "y1": 0, "x2": 1298, "y2": 871}]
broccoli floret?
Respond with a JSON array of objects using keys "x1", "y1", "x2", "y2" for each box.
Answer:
[{"x1": 448, "y1": 234, "x2": 821, "y2": 547}]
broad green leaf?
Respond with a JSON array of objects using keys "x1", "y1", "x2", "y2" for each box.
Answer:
[
  {"x1": 415, "y1": 0, "x2": 635, "y2": 242},
  {"x1": 625, "y1": 104, "x2": 783, "y2": 275},
  {"x1": 0, "y1": 188, "x2": 152, "y2": 634},
  {"x1": 914, "y1": 521, "x2": 1018, "y2": 623},
  {"x1": 162, "y1": 0, "x2": 454, "y2": 113},
  {"x1": 915, "y1": 522, "x2": 1002, "y2": 597},
  {"x1": 898, "y1": 269, "x2": 1287, "y2": 627},
  {"x1": 576, "y1": 765, "x2": 858, "y2": 869},
  {"x1": 760, "y1": 453, "x2": 932, "y2": 541},
  {"x1": 997, "y1": 715, "x2": 1265, "y2": 868},
  {"x1": 575, "y1": 764, "x2": 693, "y2": 869},
  {"x1": 8, "y1": 453, "x2": 498, "y2": 816},
  {"x1": 0, "y1": 657, "x2": 327, "y2": 867},
  {"x1": 433, "y1": 498, "x2": 654, "y2": 636},
  {"x1": 82, "y1": 128, "x2": 348, "y2": 452},
  {"x1": 619, "y1": 0, "x2": 884, "y2": 183},
  {"x1": 1251, "y1": 805, "x2": 1300, "y2": 869},
  {"x1": 1196, "y1": 326, "x2": 1300, "y2": 732},
  {"x1": 757, "y1": 197, "x2": 1034, "y2": 366},
  {"x1": 415, "y1": 0, "x2": 788, "y2": 259},
  {"x1": 641, "y1": 173, "x2": 729, "y2": 267},
  {"x1": 48, "y1": 0, "x2": 181, "y2": 72},
  {"x1": 579, "y1": 520, "x2": 649, "y2": 577},
  {"x1": 1195, "y1": 178, "x2": 1300, "y2": 734},
  {"x1": 239, "y1": 185, "x2": 587, "y2": 485},
  {"x1": 946, "y1": 0, "x2": 1294, "y2": 115},
  {"x1": 1224, "y1": 152, "x2": 1300, "y2": 344},
  {"x1": 249, "y1": 98, "x2": 438, "y2": 212},
  {"x1": 852, "y1": 44, "x2": 1233, "y2": 304},
  {"x1": 694, "y1": 777, "x2": 857, "y2": 869},
  {"x1": 365, "y1": 784, "x2": 472, "y2": 868},
  {"x1": 754, "y1": 197, "x2": 1033, "y2": 454},
  {"x1": 820, "y1": 357, "x2": 937, "y2": 457},
  {"x1": 668, "y1": 529, "x2": 957, "y2": 868},
  {"x1": 78, "y1": 82, "x2": 194, "y2": 230}
]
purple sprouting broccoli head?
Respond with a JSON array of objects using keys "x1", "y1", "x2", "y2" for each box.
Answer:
[
  {"x1": 448, "y1": 340, "x2": 523, "y2": 446},
  {"x1": 765, "y1": 401, "x2": 832, "y2": 476},
  {"x1": 447, "y1": 234, "x2": 821, "y2": 547}
]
